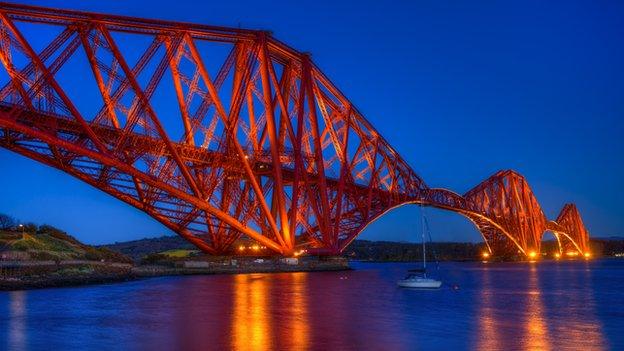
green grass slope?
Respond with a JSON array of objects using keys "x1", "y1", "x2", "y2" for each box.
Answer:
[{"x1": 0, "y1": 228, "x2": 131, "y2": 263}]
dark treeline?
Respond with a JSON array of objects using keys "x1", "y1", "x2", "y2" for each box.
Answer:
[
  {"x1": 591, "y1": 239, "x2": 624, "y2": 257},
  {"x1": 1, "y1": 213, "x2": 64, "y2": 238},
  {"x1": 0, "y1": 212, "x2": 76, "y2": 239},
  {"x1": 107, "y1": 236, "x2": 624, "y2": 262},
  {"x1": 345, "y1": 240, "x2": 486, "y2": 261},
  {"x1": 0, "y1": 213, "x2": 29, "y2": 231},
  {"x1": 345, "y1": 239, "x2": 624, "y2": 262}
]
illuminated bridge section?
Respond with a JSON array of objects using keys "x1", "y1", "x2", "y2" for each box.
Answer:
[{"x1": 0, "y1": 2, "x2": 592, "y2": 258}]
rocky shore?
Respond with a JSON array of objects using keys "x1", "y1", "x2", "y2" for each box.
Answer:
[{"x1": 0, "y1": 260, "x2": 135, "y2": 290}]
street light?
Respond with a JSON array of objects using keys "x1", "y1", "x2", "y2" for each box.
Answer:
[{"x1": 18, "y1": 224, "x2": 24, "y2": 238}]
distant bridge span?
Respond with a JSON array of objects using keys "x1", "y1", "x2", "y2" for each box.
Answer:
[{"x1": 0, "y1": 3, "x2": 591, "y2": 257}]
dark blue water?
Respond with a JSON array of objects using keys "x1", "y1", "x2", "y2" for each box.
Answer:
[{"x1": 1, "y1": 259, "x2": 622, "y2": 350}]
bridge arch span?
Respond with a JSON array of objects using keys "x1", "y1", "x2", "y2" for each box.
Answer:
[
  {"x1": 336, "y1": 200, "x2": 526, "y2": 258},
  {"x1": 540, "y1": 229, "x2": 584, "y2": 258},
  {"x1": 310, "y1": 178, "x2": 590, "y2": 259},
  {"x1": 334, "y1": 198, "x2": 588, "y2": 260}
]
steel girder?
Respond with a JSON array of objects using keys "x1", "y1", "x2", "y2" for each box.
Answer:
[{"x1": 0, "y1": 3, "x2": 591, "y2": 257}]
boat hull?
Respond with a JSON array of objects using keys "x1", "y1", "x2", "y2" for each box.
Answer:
[{"x1": 397, "y1": 279, "x2": 442, "y2": 289}]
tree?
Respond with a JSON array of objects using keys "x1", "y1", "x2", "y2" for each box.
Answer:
[{"x1": 0, "y1": 213, "x2": 16, "y2": 230}]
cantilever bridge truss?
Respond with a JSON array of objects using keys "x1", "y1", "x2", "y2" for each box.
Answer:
[{"x1": 0, "y1": 3, "x2": 591, "y2": 257}]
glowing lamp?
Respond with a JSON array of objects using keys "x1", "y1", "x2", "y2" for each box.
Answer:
[
  {"x1": 584, "y1": 252, "x2": 591, "y2": 258},
  {"x1": 482, "y1": 252, "x2": 490, "y2": 259},
  {"x1": 554, "y1": 253, "x2": 561, "y2": 259},
  {"x1": 238, "y1": 245, "x2": 245, "y2": 251},
  {"x1": 528, "y1": 251, "x2": 537, "y2": 259}
]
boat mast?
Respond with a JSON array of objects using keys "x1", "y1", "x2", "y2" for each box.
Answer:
[{"x1": 421, "y1": 205, "x2": 426, "y2": 273}]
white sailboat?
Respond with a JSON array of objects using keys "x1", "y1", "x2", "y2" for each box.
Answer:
[{"x1": 397, "y1": 206, "x2": 442, "y2": 289}]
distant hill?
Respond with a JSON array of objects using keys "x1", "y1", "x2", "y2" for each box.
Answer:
[
  {"x1": 596, "y1": 236, "x2": 624, "y2": 241},
  {"x1": 0, "y1": 226, "x2": 131, "y2": 263},
  {"x1": 591, "y1": 238, "x2": 624, "y2": 256},
  {"x1": 102, "y1": 235, "x2": 195, "y2": 261}
]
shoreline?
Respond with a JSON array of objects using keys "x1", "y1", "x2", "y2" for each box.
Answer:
[{"x1": 0, "y1": 257, "x2": 351, "y2": 291}]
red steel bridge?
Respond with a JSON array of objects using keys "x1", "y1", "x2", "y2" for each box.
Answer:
[{"x1": 0, "y1": 3, "x2": 591, "y2": 258}]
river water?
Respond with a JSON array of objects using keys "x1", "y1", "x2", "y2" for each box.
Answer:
[{"x1": 1, "y1": 259, "x2": 622, "y2": 350}]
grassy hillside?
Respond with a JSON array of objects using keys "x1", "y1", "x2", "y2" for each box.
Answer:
[{"x1": 0, "y1": 227, "x2": 131, "y2": 263}]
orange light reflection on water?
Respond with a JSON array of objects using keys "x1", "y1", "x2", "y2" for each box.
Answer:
[
  {"x1": 231, "y1": 273, "x2": 310, "y2": 351},
  {"x1": 289, "y1": 272, "x2": 310, "y2": 350},
  {"x1": 476, "y1": 266, "x2": 554, "y2": 350},
  {"x1": 476, "y1": 268, "x2": 502, "y2": 351},
  {"x1": 232, "y1": 274, "x2": 271, "y2": 351},
  {"x1": 523, "y1": 266, "x2": 552, "y2": 351},
  {"x1": 476, "y1": 263, "x2": 608, "y2": 350}
]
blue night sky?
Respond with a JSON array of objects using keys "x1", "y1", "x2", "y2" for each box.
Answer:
[{"x1": 0, "y1": 0, "x2": 622, "y2": 245}]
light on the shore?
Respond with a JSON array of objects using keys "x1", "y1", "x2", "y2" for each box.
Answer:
[
  {"x1": 482, "y1": 252, "x2": 490, "y2": 259},
  {"x1": 252, "y1": 245, "x2": 260, "y2": 251},
  {"x1": 238, "y1": 245, "x2": 245, "y2": 251},
  {"x1": 566, "y1": 251, "x2": 579, "y2": 257},
  {"x1": 554, "y1": 253, "x2": 561, "y2": 259},
  {"x1": 528, "y1": 251, "x2": 537, "y2": 259},
  {"x1": 584, "y1": 252, "x2": 591, "y2": 258}
]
